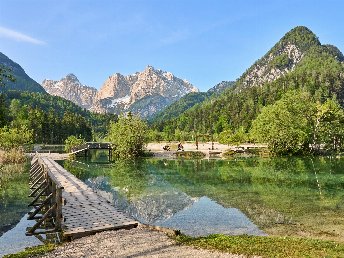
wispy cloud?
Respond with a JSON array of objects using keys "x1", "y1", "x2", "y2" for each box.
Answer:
[{"x1": 0, "y1": 26, "x2": 45, "y2": 45}]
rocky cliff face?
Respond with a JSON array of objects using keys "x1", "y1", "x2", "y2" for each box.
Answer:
[
  {"x1": 42, "y1": 74, "x2": 97, "y2": 109},
  {"x1": 238, "y1": 26, "x2": 321, "y2": 89},
  {"x1": 241, "y1": 43, "x2": 303, "y2": 88},
  {"x1": 42, "y1": 66, "x2": 198, "y2": 118},
  {"x1": 92, "y1": 66, "x2": 198, "y2": 117}
]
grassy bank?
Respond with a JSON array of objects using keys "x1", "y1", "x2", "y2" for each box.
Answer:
[
  {"x1": 0, "y1": 148, "x2": 27, "y2": 164},
  {"x1": 0, "y1": 148, "x2": 28, "y2": 189},
  {"x1": 0, "y1": 163, "x2": 27, "y2": 188},
  {"x1": 3, "y1": 244, "x2": 56, "y2": 258},
  {"x1": 6, "y1": 233, "x2": 344, "y2": 257},
  {"x1": 176, "y1": 234, "x2": 344, "y2": 258}
]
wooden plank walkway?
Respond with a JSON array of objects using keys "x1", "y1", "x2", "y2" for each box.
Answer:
[
  {"x1": 70, "y1": 142, "x2": 112, "y2": 155},
  {"x1": 39, "y1": 157, "x2": 138, "y2": 239}
]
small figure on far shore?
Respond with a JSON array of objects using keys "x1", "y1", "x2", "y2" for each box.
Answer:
[
  {"x1": 177, "y1": 142, "x2": 184, "y2": 151},
  {"x1": 163, "y1": 145, "x2": 170, "y2": 151}
]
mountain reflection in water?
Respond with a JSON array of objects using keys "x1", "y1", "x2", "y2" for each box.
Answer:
[
  {"x1": 84, "y1": 172, "x2": 265, "y2": 237},
  {"x1": 60, "y1": 156, "x2": 344, "y2": 242},
  {"x1": 156, "y1": 196, "x2": 266, "y2": 237}
]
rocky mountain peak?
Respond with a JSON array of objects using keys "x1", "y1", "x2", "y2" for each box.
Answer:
[
  {"x1": 280, "y1": 26, "x2": 320, "y2": 51},
  {"x1": 91, "y1": 66, "x2": 198, "y2": 117},
  {"x1": 238, "y1": 26, "x2": 322, "y2": 89},
  {"x1": 145, "y1": 65, "x2": 155, "y2": 72},
  {"x1": 41, "y1": 74, "x2": 97, "y2": 109},
  {"x1": 42, "y1": 66, "x2": 198, "y2": 119},
  {"x1": 65, "y1": 73, "x2": 79, "y2": 81}
]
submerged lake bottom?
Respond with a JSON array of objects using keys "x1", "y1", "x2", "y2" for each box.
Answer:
[
  {"x1": 1, "y1": 155, "x2": 344, "y2": 255},
  {"x1": 155, "y1": 196, "x2": 266, "y2": 237},
  {"x1": 62, "y1": 155, "x2": 344, "y2": 241}
]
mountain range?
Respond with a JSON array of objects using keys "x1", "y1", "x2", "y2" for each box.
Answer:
[
  {"x1": 152, "y1": 26, "x2": 344, "y2": 133},
  {"x1": 41, "y1": 66, "x2": 198, "y2": 118},
  {"x1": 1, "y1": 26, "x2": 343, "y2": 129}
]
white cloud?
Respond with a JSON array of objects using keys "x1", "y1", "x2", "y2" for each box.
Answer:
[{"x1": 0, "y1": 26, "x2": 46, "y2": 45}]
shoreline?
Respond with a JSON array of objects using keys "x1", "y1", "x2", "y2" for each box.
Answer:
[
  {"x1": 26, "y1": 142, "x2": 267, "y2": 161},
  {"x1": 37, "y1": 225, "x2": 243, "y2": 258},
  {"x1": 145, "y1": 142, "x2": 266, "y2": 159}
]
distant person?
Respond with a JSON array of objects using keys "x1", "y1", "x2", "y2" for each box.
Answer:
[
  {"x1": 163, "y1": 145, "x2": 170, "y2": 151},
  {"x1": 177, "y1": 142, "x2": 184, "y2": 151}
]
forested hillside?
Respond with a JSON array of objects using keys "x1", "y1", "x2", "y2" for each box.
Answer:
[
  {"x1": 1, "y1": 90, "x2": 116, "y2": 144},
  {"x1": 152, "y1": 26, "x2": 344, "y2": 153},
  {"x1": 150, "y1": 92, "x2": 209, "y2": 124},
  {"x1": 0, "y1": 52, "x2": 46, "y2": 93},
  {"x1": 150, "y1": 81, "x2": 234, "y2": 124}
]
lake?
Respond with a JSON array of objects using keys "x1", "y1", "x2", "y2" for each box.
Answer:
[
  {"x1": 1, "y1": 155, "x2": 344, "y2": 256},
  {"x1": 63, "y1": 154, "x2": 344, "y2": 241}
]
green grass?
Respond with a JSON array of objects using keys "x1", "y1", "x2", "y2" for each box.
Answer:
[
  {"x1": 3, "y1": 244, "x2": 56, "y2": 258},
  {"x1": 175, "y1": 151, "x2": 206, "y2": 159},
  {"x1": 176, "y1": 234, "x2": 344, "y2": 258}
]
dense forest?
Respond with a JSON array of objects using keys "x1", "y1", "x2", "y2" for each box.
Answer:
[
  {"x1": 0, "y1": 89, "x2": 117, "y2": 146},
  {"x1": 150, "y1": 81, "x2": 234, "y2": 124},
  {"x1": 1, "y1": 26, "x2": 344, "y2": 155},
  {"x1": 149, "y1": 26, "x2": 344, "y2": 153}
]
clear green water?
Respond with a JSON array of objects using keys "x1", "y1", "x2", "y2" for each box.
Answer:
[
  {"x1": 0, "y1": 172, "x2": 30, "y2": 237},
  {"x1": 0, "y1": 170, "x2": 42, "y2": 256},
  {"x1": 1, "y1": 155, "x2": 343, "y2": 256},
  {"x1": 62, "y1": 155, "x2": 344, "y2": 242}
]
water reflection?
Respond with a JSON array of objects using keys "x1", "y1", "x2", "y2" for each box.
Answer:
[
  {"x1": 157, "y1": 196, "x2": 266, "y2": 237},
  {"x1": 0, "y1": 171, "x2": 43, "y2": 256},
  {"x1": 0, "y1": 215, "x2": 41, "y2": 257},
  {"x1": 63, "y1": 156, "x2": 344, "y2": 241}
]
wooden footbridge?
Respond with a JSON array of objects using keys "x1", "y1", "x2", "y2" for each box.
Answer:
[
  {"x1": 70, "y1": 142, "x2": 113, "y2": 159},
  {"x1": 27, "y1": 156, "x2": 138, "y2": 239}
]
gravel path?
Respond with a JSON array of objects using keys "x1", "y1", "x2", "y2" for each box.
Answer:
[{"x1": 39, "y1": 227, "x2": 248, "y2": 258}]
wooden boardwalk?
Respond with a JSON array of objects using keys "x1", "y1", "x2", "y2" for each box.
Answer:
[
  {"x1": 70, "y1": 142, "x2": 112, "y2": 155},
  {"x1": 28, "y1": 156, "x2": 138, "y2": 239}
]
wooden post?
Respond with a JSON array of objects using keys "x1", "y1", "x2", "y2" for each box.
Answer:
[
  {"x1": 27, "y1": 204, "x2": 56, "y2": 235},
  {"x1": 55, "y1": 186, "x2": 63, "y2": 230},
  {"x1": 30, "y1": 171, "x2": 44, "y2": 189},
  {"x1": 195, "y1": 135, "x2": 198, "y2": 150},
  {"x1": 29, "y1": 180, "x2": 47, "y2": 197},
  {"x1": 108, "y1": 149, "x2": 112, "y2": 161},
  {"x1": 28, "y1": 185, "x2": 49, "y2": 206},
  {"x1": 51, "y1": 180, "x2": 56, "y2": 217},
  {"x1": 211, "y1": 134, "x2": 214, "y2": 150}
]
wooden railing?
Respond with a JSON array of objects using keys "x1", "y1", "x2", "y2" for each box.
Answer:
[{"x1": 26, "y1": 157, "x2": 64, "y2": 235}]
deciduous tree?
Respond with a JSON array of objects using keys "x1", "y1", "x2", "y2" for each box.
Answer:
[{"x1": 107, "y1": 114, "x2": 148, "y2": 158}]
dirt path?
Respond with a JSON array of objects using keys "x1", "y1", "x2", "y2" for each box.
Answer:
[{"x1": 39, "y1": 227, "x2": 249, "y2": 258}]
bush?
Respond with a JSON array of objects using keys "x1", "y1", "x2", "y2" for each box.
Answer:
[
  {"x1": 107, "y1": 114, "x2": 148, "y2": 159},
  {"x1": 0, "y1": 148, "x2": 27, "y2": 164},
  {"x1": 0, "y1": 126, "x2": 32, "y2": 150},
  {"x1": 64, "y1": 135, "x2": 85, "y2": 153}
]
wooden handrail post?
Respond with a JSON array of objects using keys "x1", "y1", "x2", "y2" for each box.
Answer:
[{"x1": 55, "y1": 186, "x2": 63, "y2": 230}]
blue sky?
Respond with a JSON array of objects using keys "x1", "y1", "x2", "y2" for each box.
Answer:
[{"x1": 0, "y1": 0, "x2": 343, "y2": 91}]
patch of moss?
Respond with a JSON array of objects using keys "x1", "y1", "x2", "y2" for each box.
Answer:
[
  {"x1": 176, "y1": 234, "x2": 344, "y2": 258},
  {"x1": 4, "y1": 244, "x2": 56, "y2": 258},
  {"x1": 175, "y1": 151, "x2": 206, "y2": 159},
  {"x1": 222, "y1": 150, "x2": 236, "y2": 157},
  {"x1": 142, "y1": 151, "x2": 154, "y2": 157}
]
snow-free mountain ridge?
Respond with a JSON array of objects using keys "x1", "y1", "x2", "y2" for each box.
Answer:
[{"x1": 41, "y1": 66, "x2": 198, "y2": 118}]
